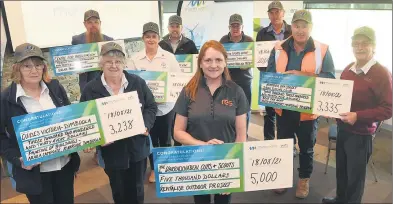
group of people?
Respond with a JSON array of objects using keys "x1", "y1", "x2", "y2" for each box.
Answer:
[{"x1": 0, "y1": 1, "x2": 391, "y2": 204}]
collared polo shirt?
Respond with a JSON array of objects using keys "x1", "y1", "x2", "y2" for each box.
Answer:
[
  {"x1": 101, "y1": 72, "x2": 129, "y2": 95},
  {"x1": 349, "y1": 58, "x2": 376, "y2": 75},
  {"x1": 174, "y1": 78, "x2": 249, "y2": 143},
  {"x1": 128, "y1": 47, "x2": 181, "y2": 116},
  {"x1": 170, "y1": 35, "x2": 183, "y2": 53},
  {"x1": 267, "y1": 23, "x2": 285, "y2": 41},
  {"x1": 16, "y1": 81, "x2": 70, "y2": 172}
]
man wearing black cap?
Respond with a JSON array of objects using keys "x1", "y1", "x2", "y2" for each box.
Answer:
[
  {"x1": 159, "y1": 15, "x2": 198, "y2": 55},
  {"x1": 256, "y1": 1, "x2": 293, "y2": 150},
  {"x1": 219, "y1": 13, "x2": 254, "y2": 133},
  {"x1": 72, "y1": 9, "x2": 114, "y2": 164},
  {"x1": 159, "y1": 15, "x2": 198, "y2": 147}
]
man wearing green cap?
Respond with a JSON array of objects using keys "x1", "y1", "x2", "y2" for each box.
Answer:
[
  {"x1": 266, "y1": 9, "x2": 335, "y2": 198},
  {"x1": 256, "y1": 1, "x2": 295, "y2": 155},
  {"x1": 72, "y1": 9, "x2": 114, "y2": 164},
  {"x1": 322, "y1": 26, "x2": 392, "y2": 204},
  {"x1": 219, "y1": 13, "x2": 254, "y2": 133},
  {"x1": 159, "y1": 15, "x2": 198, "y2": 148},
  {"x1": 72, "y1": 9, "x2": 114, "y2": 93},
  {"x1": 159, "y1": 15, "x2": 198, "y2": 55}
]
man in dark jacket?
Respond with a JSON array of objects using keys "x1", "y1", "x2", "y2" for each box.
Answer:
[
  {"x1": 256, "y1": 1, "x2": 295, "y2": 155},
  {"x1": 219, "y1": 13, "x2": 254, "y2": 132},
  {"x1": 72, "y1": 9, "x2": 114, "y2": 93},
  {"x1": 72, "y1": 9, "x2": 114, "y2": 164},
  {"x1": 159, "y1": 15, "x2": 198, "y2": 55},
  {"x1": 159, "y1": 15, "x2": 198, "y2": 147}
]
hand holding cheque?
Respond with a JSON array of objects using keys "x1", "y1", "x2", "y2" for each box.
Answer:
[
  {"x1": 259, "y1": 72, "x2": 354, "y2": 119},
  {"x1": 12, "y1": 91, "x2": 146, "y2": 166}
]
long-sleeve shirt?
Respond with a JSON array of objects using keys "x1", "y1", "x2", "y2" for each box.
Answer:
[{"x1": 338, "y1": 61, "x2": 392, "y2": 135}]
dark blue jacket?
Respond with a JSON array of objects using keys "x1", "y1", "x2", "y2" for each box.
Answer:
[
  {"x1": 80, "y1": 71, "x2": 157, "y2": 169},
  {"x1": 0, "y1": 79, "x2": 80, "y2": 195}
]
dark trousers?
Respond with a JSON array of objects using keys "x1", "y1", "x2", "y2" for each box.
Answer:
[
  {"x1": 78, "y1": 71, "x2": 100, "y2": 93},
  {"x1": 336, "y1": 129, "x2": 372, "y2": 203},
  {"x1": 264, "y1": 107, "x2": 297, "y2": 145},
  {"x1": 237, "y1": 82, "x2": 252, "y2": 132},
  {"x1": 104, "y1": 158, "x2": 147, "y2": 204},
  {"x1": 264, "y1": 106, "x2": 276, "y2": 140},
  {"x1": 276, "y1": 110, "x2": 318, "y2": 178},
  {"x1": 194, "y1": 194, "x2": 232, "y2": 204},
  {"x1": 149, "y1": 110, "x2": 175, "y2": 170},
  {"x1": 26, "y1": 160, "x2": 75, "y2": 204}
]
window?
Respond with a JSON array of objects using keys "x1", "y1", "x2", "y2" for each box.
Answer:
[{"x1": 311, "y1": 9, "x2": 392, "y2": 72}]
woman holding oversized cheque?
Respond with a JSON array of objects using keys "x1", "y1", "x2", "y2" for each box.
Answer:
[
  {"x1": 80, "y1": 42, "x2": 157, "y2": 204},
  {"x1": 0, "y1": 43, "x2": 80, "y2": 204},
  {"x1": 173, "y1": 40, "x2": 248, "y2": 204},
  {"x1": 128, "y1": 22, "x2": 181, "y2": 183}
]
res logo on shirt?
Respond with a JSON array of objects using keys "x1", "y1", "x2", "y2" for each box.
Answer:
[{"x1": 221, "y1": 99, "x2": 233, "y2": 107}]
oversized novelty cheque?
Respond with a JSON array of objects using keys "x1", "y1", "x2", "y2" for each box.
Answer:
[
  {"x1": 153, "y1": 139, "x2": 294, "y2": 198},
  {"x1": 259, "y1": 72, "x2": 354, "y2": 118},
  {"x1": 12, "y1": 91, "x2": 145, "y2": 166}
]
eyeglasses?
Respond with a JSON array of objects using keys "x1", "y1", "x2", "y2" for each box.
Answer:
[
  {"x1": 352, "y1": 41, "x2": 372, "y2": 48},
  {"x1": 21, "y1": 64, "x2": 44, "y2": 72}
]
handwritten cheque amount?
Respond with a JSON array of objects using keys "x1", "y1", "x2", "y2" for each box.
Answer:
[{"x1": 153, "y1": 139, "x2": 293, "y2": 197}]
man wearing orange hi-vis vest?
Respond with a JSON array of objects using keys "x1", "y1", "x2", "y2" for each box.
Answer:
[{"x1": 266, "y1": 9, "x2": 335, "y2": 199}]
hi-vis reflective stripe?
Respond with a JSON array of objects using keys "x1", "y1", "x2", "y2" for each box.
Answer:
[
  {"x1": 275, "y1": 49, "x2": 281, "y2": 65},
  {"x1": 275, "y1": 42, "x2": 323, "y2": 74},
  {"x1": 314, "y1": 41, "x2": 322, "y2": 74}
]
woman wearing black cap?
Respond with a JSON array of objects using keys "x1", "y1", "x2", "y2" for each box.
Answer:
[
  {"x1": 0, "y1": 43, "x2": 80, "y2": 204},
  {"x1": 80, "y1": 42, "x2": 157, "y2": 204},
  {"x1": 128, "y1": 22, "x2": 182, "y2": 183}
]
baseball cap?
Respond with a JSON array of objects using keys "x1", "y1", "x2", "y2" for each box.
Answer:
[
  {"x1": 168, "y1": 15, "x2": 182, "y2": 25},
  {"x1": 352, "y1": 26, "x2": 376, "y2": 43},
  {"x1": 292, "y1": 9, "x2": 312, "y2": 24},
  {"x1": 14, "y1": 43, "x2": 45, "y2": 63},
  {"x1": 229, "y1": 14, "x2": 243, "y2": 25},
  {"x1": 100, "y1": 42, "x2": 125, "y2": 56},
  {"x1": 268, "y1": 1, "x2": 284, "y2": 12},
  {"x1": 143, "y1": 22, "x2": 160, "y2": 35},
  {"x1": 84, "y1": 10, "x2": 100, "y2": 21}
]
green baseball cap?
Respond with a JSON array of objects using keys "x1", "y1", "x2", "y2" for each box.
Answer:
[
  {"x1": 143, "y1": 22, "x2": 160, "y2": 35},
  {"x1": 14, "y1": 43, "x2": 45, "y2": 63},
  {"x1": 229, "y1": 14, "x2": 243, "y2": 25},
  {"x1": 84, "y1": 9, "x2": 100, "y2": 21},
  {"x1": 169, "y1": 15, "x2": 182, "y2": 25},
  {"x1": 268, "y1": 1, "x2": 284, "y2": 12},
  {"x1": 100, "y1": 42, "x2": 125, "y2": 56},
  {"x1": 292, "y1": 9, "x2": 312, "y2": 24},
  {"x1": 352, "y1": 26, "x2": 376, "y2": 43}
]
